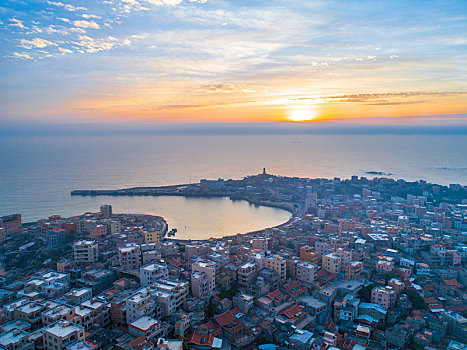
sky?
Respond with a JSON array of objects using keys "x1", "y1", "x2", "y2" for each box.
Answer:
[{"x1": 1, "y1": 0, "x2": 467, "y2": 128}]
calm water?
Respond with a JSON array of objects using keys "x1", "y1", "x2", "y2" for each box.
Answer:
[{"x1": 1, "y1": 134, "x2": 466, "y2": 238}]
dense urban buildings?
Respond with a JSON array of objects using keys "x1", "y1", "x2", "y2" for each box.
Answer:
[{"x1": 0, "y1": 171, "x2": 466, "y2": 349}]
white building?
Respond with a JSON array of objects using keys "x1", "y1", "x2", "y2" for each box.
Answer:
[
  {"x1": 153, "y1": 279, "x2": 189, "y2": 317},
  {"x1": 42, "y1": 321, "x2": 85, "y2": 350},
  {"x1": 296, "y1": 261, "x2": 316, "y2": 287},
  {"x1": 118, "y1": 244, "x2": 142, "y2": 271},
  {"x1": 126, "y1": 288, "x2": 160, "y2": 324},
  {"x1": 128, "y1": 316, "x2": 161, "y2": 337},
  {"x1": 73, "y1": 240, "x2": 98, "y2": 264},
  {"x1": 140, "y1": 263, "x2": 169, "y2": 287}
]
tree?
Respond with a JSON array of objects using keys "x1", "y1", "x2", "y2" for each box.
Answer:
[
  {"x1": 403, "y1": 289, "x2": 426, "y2": 310},
  {"x1": 220, "y1": 281, "x2": 238, "y2": 300},
  {"x1": 358, "y1": 283, "x2": 373, "y2": 303},
  {"x1": 385, "y1": 272, "x2": 396, "y2": 285},
  {"x1": 205, "y1": 297, "x2": 216, "y2": 320}
]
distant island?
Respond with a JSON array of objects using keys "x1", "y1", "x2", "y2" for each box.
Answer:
[{"x1": 366, "y1": 171, "x2": 394, "y2": 176}]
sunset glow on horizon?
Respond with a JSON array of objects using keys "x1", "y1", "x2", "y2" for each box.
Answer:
[{"x1": 1, "y1": 0, "x2": 466, "y2": 127}]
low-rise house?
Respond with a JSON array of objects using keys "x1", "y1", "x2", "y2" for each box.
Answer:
[
  {"x1": 42, "y1": 321, "x2": 85, "y2": 350},
  {"x1": 128, "y1": 316, "x2": 161, "y2": 337}
]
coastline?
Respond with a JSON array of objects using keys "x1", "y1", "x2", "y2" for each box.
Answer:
[
  {"x1": 71, "y1": 187, "x2": 296, "y2": 213},
  {"x1": 70, "y1": 182, "x2": 296, "y2": 241}
]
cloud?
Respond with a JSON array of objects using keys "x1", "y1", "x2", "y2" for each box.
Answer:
[
  {"x1": 202, "y1": 83, "x2": 256, "y2": 93},
  {"x1": 58, "y1": 47, "x2": 73, "y2": 54},
  {"x1": 324, "y1": 92, "x2": 467, "y2": 102},
  {"x1": 9, "y1": 18, "x2": 26, "y2": 29},
  {"x1": 20, "y1": 38, "x2": 57, "y2": 49},
  {"x1": 13, "y1": 52, "x2": 33, "y2": 60},
  {"x1": 73, "y1": 35, "x2": 131, "y2": 53},
  {"x1": 145, "y1": 0, "x2": 207, "y2": 5},
  {"x1": 290, "y1": 92, "x2": 467, "y2": 106},
  {"x1": 73, "y1": 20, "x2": 101, "y2": 29},
  {"x1": 113, "y1": 0, "x2": 207, "y2": 13},
  {"x1": 47, "y1": 1, "x2": 87, "y2": 12},
  {"x1": 80, "y1": 14, "x2": 102, "y2": 19},
  {"x1": 157, "y1": 104, "x2": 202, "y2": 110}
]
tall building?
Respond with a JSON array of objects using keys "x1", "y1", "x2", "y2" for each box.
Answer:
[
  {"x1": 118, "y1": 244, "x2": 142, "y2": 271},
  {"x1": 73, "y1": 240, "x2": 98, "y2": 264},
  {"x1": 100, "y1": 205, "x2": 112, "y2": 218},
  {"x1": 264, "y1": 255, "x2": 287, "y2": 281},
  {"x1": 296, "y1": 261, "x2": 316, "y2": 287},
  {"x1": 191, "y1": 261, "x2": 216, "y2": 298},
  {"x1": 0, "y1": 214, "x2": 22, "y2": 234},
  {"x1": 47, "y1": 228, "x2": 66, "y2": 248},
  {"x1": 322, "y1": 253, "x2": 342, "y2": 274}
]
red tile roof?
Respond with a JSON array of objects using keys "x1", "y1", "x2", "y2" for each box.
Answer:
[
  {"x1": 282, "y1": 282, "x2": 307, "y2": 296},
  {"x1": 267, "y1": 289, "x2": 286, "y2": 303},
  {"x1": 186, "y1": 332, "x2": 215, "y2": 347},
  {"x1": 280, "y1": 304, "x2": 306, "y2": 323}
]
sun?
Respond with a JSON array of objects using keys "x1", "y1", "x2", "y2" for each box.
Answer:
[{"x1": 287, "y1": 106, "x2": 317, "y2": 122}]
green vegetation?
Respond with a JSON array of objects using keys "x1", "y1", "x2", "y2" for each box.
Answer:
[
  {"x1": 358, "y1": 283, "x2": 374, "y2": 303},
  {"x1": 403, "y1": 289, "x2": 426, "y2": 310},
  {"x1": 385, "y1": 272, "x2": 396, "y2": 285},
  {"x1": 219, "y1": 280, "x2": 238, "y2": 300},
  {"x1": 205, "y1": 297, "x2": 217, "y2": 320}
]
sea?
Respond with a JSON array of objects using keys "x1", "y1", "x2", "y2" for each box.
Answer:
[{"x1": 1, "y1": 134, "x2": 466, "y2": 239}]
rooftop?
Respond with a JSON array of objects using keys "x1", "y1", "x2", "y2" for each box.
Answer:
[{"x1": 43, "y1": 321, "x2": 83, "y2": 338}]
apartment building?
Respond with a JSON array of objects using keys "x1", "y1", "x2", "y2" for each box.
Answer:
[
  {"x1": 371, "y1": 286, "x2": 397, "y2": 310},
  {"x1": 42, "y1": 321, "x2": 85, "y2": 350},
  {"x1": 100, "y1": 205, "x2": 112, "y2": 218},
  {"x1": 322, "y1": 253, "x2": 342, "y2": 274},
  {"x1": 143, "y1": 231, "x2": 162, "y2": 243},
  {"x1": 0, "y1": 214, "x2": 22, "y2": 234},
  {"x1": 251, "y1": 238, "x2": 271, "y2": 251},
  {"x1": 237, "y1": 262, "x2": 257, "y2": 288},
  {"x1": 126, "y1": 288, "x2": 160, "y2": 324},
  {"x1": 73, "y1": 240, "x2": 98, "y2": 264},
  {"x1": 345, "y1": 261, "x2": 363, "y2": 280},
  {"x1": 191, "y1": 261, "x2": 216, "y2": 297},
  {"x1": 153, "y1": 279, "x2": 189, "y2": 317},
  {"x1": 185, "y1": 244, "x2": 210, "y2": 260},
  {"x1": 89, "y1": 224, "x2": 107, "y2": 239},
  {"x1": 264, "y1": 255, "x2": 287, "y2": 282},
  {"x1": 118, "y1": 244, "x2": 142, "y2": 271},
  {"x1": 191, "y1": 272, "x2": 212, "y2": 299},
  {"x1": 296, "y1": 261, "x2": 316, "y2": 287},
  {"x1": 140, "y1": 262, "x2": 169, "y2": 287},
  {"x1": 300, "y1": 246, "x2": 319, "y2": 264}
]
